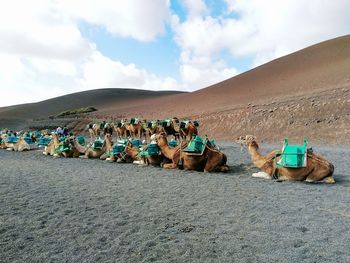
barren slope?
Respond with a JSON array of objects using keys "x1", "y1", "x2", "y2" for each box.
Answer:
[{"x1": 1, "y1": 35, "x2": 350, "y2": 143}]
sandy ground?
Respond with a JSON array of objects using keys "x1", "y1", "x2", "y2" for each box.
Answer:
[{"x1": 1, "y1": 143, "x2": 350, "y2": 262}]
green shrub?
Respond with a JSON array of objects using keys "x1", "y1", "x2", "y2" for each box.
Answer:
[{"x1": 56, "y1": 106, "x2": 97, "y2": 117}]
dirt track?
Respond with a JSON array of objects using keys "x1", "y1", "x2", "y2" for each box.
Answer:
[{"x1": 1, "y1": 143, "x2": 350, "y2": 262}]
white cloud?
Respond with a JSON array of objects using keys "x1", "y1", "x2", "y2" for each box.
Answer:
[
  {"x1": 224, "y1": 0, "x2": 350, "y2": 65},
  {"x1": 0, "y1": 0, "x2": 178, "y2": 107},
  {"x1": 1, "y1": 0, "x2": 350, "y2": 107},
  {"x1": 57, "y1": 0, "x2": 171, "y2": 42},
  {"x1": 181, "y1": 0, "x2": 209, "y2": 19},
  {"x1": 170, "y1": 0, "x2": 350, "y2": 90}
]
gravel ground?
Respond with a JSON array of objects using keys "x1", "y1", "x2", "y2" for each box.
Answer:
[{"x1": 0, "y1": 143, "x2": 349, "y2": 263}]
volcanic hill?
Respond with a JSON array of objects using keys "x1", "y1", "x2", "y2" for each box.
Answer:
[{"x1": 1, "y1": 35, "x2": 350, "y2": 144}]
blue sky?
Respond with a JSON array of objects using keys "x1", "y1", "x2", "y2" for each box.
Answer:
[
  {"x1": 0, "y1": 0, "x2": 350, "y2": 106},
  {"x1": 78, "y1": 0, "x2": 249, "y2": 79}
]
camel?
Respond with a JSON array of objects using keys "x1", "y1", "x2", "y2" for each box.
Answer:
[
  {"x1": 145, "y1": 120, "x2": 162, "y2": 139},
  {"x1": 128, "y1": 118, "x2": 146, "y2": 139},
  {"x1": 115, "y1": 143, "x2": 142, "y2": 163},
  {"x1": 154, "y1": 133, "x2": 229, "y2": 172},
  {"x1": 127, "y1": 140, "x2": 169, "y2": 166},
  {"x1": 87, "y1": 123, "x2": 100, "y2": 142},
  {"x1": 43, "y1": 133, "x2": 60, "y2": 156},
  {"x1": 55, "y1": 136, "x2": 81, "y2": 158},
  {"x1": 179, "y1": 120, "x2": 198, "y2": 141},
  {"x1": 113, "y1": 120, "x2": 130, "y2": 138},
  {"x1": 236, "y1": 135, "x2": 335, "y2": 183},
  {"x1": 161, "y1": 118, "x2": 181, "y2": 141},
  {"x1": 74, "y1": 133, "x2": 113, "y2": 159},
  {"x1": 2, "y1": 136, "x2": 30, "y2": 151}
]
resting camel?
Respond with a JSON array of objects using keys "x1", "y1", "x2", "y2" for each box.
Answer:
[
  {"x1": 115, "y1": 143, "x2": 142, "y2": 163},
  {"x1": 56, "y1": 136, "x2": 81, "y2": 158},
  {"x1": 124, "y1": 141, "x2": 169, "y2": 166},
  {"x1": 74, "y1": 133, "x2": 113, "y2": 159},
  {"x1": 2, "y1": 136, "x2": 30, "y2": 151},
  {"x1": 43, "y1": 133, "x2": 60, "y2": 156},
  {"x1": 154, "y1": 133, "x2": 229, "y2": 172},
  {"x1": 236, "y1": 135, "x2": 335, "y2": 183}
]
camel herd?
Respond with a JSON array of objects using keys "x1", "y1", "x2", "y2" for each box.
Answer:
[{"x1": 0, "y1": 119, "x2": 335, "y2": 183}]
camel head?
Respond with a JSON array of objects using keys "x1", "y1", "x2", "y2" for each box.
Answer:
[
  {"x1": 236, "y1": 135, "x2": 258, "y2": 149},
  {"x1": 125, "y1": 144, "x2": 140, "y2": 158},
  {"x1": 51, "y1": 132, "x2": 59, "y2": 142},
  {"x1": 154, "y1": 132, "x2": 168, "y2": 147},
  {"x1": 104, "y1": 133, "x2": 113, "y2": 143}
]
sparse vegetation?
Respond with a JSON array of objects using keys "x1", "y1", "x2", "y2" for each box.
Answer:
[{"x1": 56, "y1": 106, "x2": 97, "y2": 117}]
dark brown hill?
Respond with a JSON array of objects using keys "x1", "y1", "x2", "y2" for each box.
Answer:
[{"x1": 0, "y1": 89, "x2": 184, "y2": 120}]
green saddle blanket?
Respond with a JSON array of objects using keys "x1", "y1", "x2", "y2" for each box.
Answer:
[
  {"x1": 182, "y1": 135, "x2": 207, "y2": 154},
  {"x1": 56, "y1": 140, "x2": 72, "y2": 153},
  {"x1": 93, "y1": 138, "x2": 104, "y2": 150},
  {"x1": 276, "y1": 138, "x2": 307, "y2": 168}
]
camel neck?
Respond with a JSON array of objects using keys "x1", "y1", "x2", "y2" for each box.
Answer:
[
  {"x1": 158, "y1": 139, "x2": 175, "y2": 159},
  {"x1": 248, "y1": 143, "x2": 267, "y2": 169}
]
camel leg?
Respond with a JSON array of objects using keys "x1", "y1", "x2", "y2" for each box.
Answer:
[
  {"x1": 305, "y1": 167, "x2": 334, "y2": 183},
  {"x1": 306, "y1": 174, "x2": 335, "y2": 184},
  {"x1": 162, "y1": 162, "x2": 178, "y2": 169},
  {"x1": 252, "y1": 171, "x2": 271, "y2": 179},
  {"x1": 320, "y1": 176, "x2": 336, "y2": 184},
  {"x1": 79, "y1": 153, "x2": 89, "y2": 159}
]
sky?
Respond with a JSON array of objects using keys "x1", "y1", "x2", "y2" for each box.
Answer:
[{"x1": 0, "y1": 0, "x2": 350, "y2": 107}]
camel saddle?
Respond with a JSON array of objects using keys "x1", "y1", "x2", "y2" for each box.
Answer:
[
  {"x1": 146, "y1": 143, "x2": 160, "y2": 156},
  {"x1": 37, "y1": 136, "x2": 51, "y2": 146},
  {"x1": 76, "y1": 136, "x2": 85, "y2": 146},
  {"x1": 23, "y1": 135, "x2": 32, "y2": 144},
  {"x1": 161, "y1": 119, "x2": 171, "y2": 127},
  {"x1": 180, "y1": 120, "x2": 190, "y2": 129},
  {"x1": 6, "y1": 135, "x2": 19, "y2": 143},
  {"x1": 93, "y1": 138, "x2": 104, "y2": 150},
  {"x1": 182, "y1": 135, "x2": 207, "y2": 155},
  {"x1": 276, "y1": 138, "x2": 308, "y2": 168},
  {"x1": 130, "y1": 118, "x2": 139, "y2": 125},
  {"x1": 168, "y1": 139, "x2": 178, "y2": 148},
  {"x1": 147, "y1": 121, "x2": 157, "y2": 129},
  {"x1": 56, "y1": 140, "x2": 72, "y2": 153},
  {"x1": 131, "y1": 139, "x2": 142, "y2": 148},
  {"x1": 112, "y1": 144, "x2": 126, "y2": 156}
]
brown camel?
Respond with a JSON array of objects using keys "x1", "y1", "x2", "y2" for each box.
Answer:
[
  {"x1": 56, "y1": 136, "x2": 81, "y2": 158},
  {"x1": 237, "y1": 135, "x2": 335, "y2": 183},
  {"x1": 74, "y1": 134, "x2": 113, "y2": 159},
  {"x1": 87, "y1": 123, "x2": 103, "y2": 142},
  {"x1": 2, "y1": 136, "x2": 30, "y2": 151},
  {"x1": 128, "y1": 118, "x2": 146, "y2": 139},
  {"x1": 145, "y1": 120, "x2": 162, "y2": 139},
  {"x1": 179, "y1": 121, "x2": 198, "y2": 141},
  {"x1": 125, "y1": 142, "x2": 169, "y2": 166},
  {"x1": 117, "y1": 143, "x2": 142, "y2": 163},
  {"x1": 113, "y1": 120, "x2": 130, "y2": 138},
  {"x1": 154, "y1": 133, "x2": 229, "y2": 172}
]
